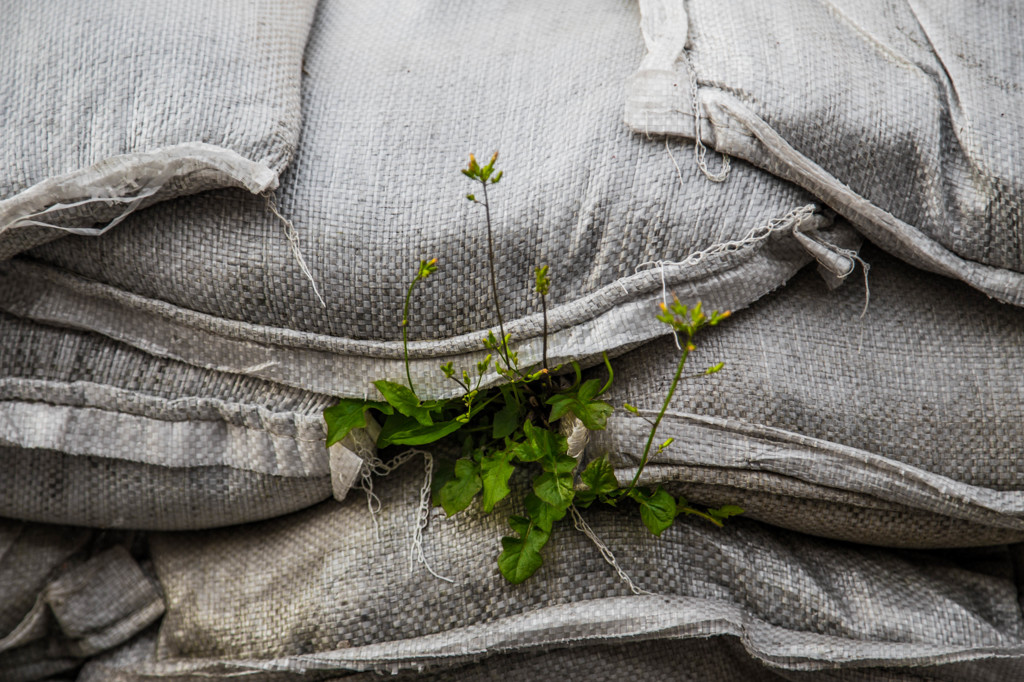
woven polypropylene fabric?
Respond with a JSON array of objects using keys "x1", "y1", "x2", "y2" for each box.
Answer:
[
  {"x1": 13, "y1": 0, "x2": 861, "y2": 400},
  {"x1": 0, "y1": 519, "x2": 90, "y2": 638},
  {"x1": 79, "y1": 463, "x2": 1024, "y2": 678},
  {"x1": 75, "y1": 458, "x2": 1024, "y2": 675},
  {"x1": 82, "y1": 632, "x2": 788, "y2": 681},
  {"x1": 0, "y1": 0, "x2": 318, "y2": 257},
  {"x1": 626, "y1": 0, "x2": 1024, "y2": 305},
  {"x1": 0, "y1": 312, "x2": 335, "y2": 529},
  {"x1": 591, "y1": 245, "x2": 1024, "y2": 547},
  {"x1": 0, "y1": 529, "x2": 164, "y2": 682}
]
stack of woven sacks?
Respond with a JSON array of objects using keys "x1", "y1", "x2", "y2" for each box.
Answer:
[{"x1": 2, "y1": 1, "x2": 1023, "y2": 679}]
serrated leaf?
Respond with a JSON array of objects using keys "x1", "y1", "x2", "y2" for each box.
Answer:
[
  {"x1": 438, "y1": 458, "x2": 481, "y2": 516},
  {"x1": 373, "y1": 380, "x2": 433, "y2": 426},
  {"x1": 637, "y1": 487, "x2": 677, "y2": 536},
  {"x1": 323, "y1": 399, "x2": 392, "y2": 447},
  {"x1": 479, "y1": 451, "x2": 515, "y2": 512}
]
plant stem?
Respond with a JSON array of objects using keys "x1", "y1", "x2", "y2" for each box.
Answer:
[
  {"x1": 482, "y1": 181, "x2": 510, "y2": 369},
  {"x1": 627, "y1": 335, "x2": 691, "y2": 491},
  {"x1": 402, "y1": 278, "x2": 418, "y2": 393},
  {"x1": 541, "y1": 291, "x2": 549, "y2": 369}
]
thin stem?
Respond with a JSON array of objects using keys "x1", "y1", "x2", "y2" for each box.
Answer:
[
  {"x1": 628, "y1": 335, "x2": 691, "y2": 491},
  {"x1": 402, "y1": 278, "x2": 418, "y2": 393},
  {"x1": 482, "y1": 181, "x2": 510, "y2": 368},
  {"x1": 541, "y1": 292, "x2": 549, "y2": 369},
  {"x1": 598, "y1": 352, "x2": 614, "y2": 395}
]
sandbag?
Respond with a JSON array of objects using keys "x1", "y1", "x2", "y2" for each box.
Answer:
[
  {"x1": 0, "y1": 312, "x2": 350, "y2": 529},
  {"x1": 8, "y1": 0, "x2": 860, "y2": 400},
  {"x1": 591, "y1": 245, "x2": 1024, "y2": 547},
  {"x1": 0, "y1": 0, "x2": 318, "y2": 258},
  {"x1": 626, "y1": 0, "x2": 1024, "y2": 305},
  {"x1": 0, "y1": 520, "x2": 163, "y2": 682},
  {"x1": 75, "y1": 463, "x2": 1024, "y2": 680}
]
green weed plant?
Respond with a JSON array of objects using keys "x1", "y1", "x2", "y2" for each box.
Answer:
[{"x1": 324, "y1": 153, "x2": 741, "y2": 584}]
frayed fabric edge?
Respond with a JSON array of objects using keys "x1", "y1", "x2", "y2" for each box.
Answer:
[{"x1": 0, "y1": 142, "x2": 278, "y2": 256}]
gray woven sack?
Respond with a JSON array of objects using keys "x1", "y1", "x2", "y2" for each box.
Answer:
[
  {"x1": 8, "y1": 0, "x2": 861, "y2": 401},
  {"x1": 626, "y1": 0, "x2": 1024, "y2": 305},
  {"x1": 77, "y1": 463, "x2": 1024, "y2": 680},
  {"x1": 590, "y1": 246, "x2": 1024, "y2": 548},
  {"x1": 0, "y1": 520, "x2": 164, "y2": 682},
  {"x1": 0, "y1": 312, "x2": 357, "y2": 529},
  {"x1": 0, "y1": 0, "x2": 318, "y2": 259}
]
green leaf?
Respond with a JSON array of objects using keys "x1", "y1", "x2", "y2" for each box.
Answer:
[
  {"x1": 524, "y1": 492, "x2": 568, "y2": 532},
  {"x1": 576, "y1": 378, "x2": 604, "y2": 403},
  {"x1": 546, "y1": 393, "x2": 574, "y2": 422},
  {"x1": 707, "y1": 504, "x2": 744, "y2": 521},
  {"x1": 492, "y1": 398, "x2": 520, "y2": 439},
  {"x1": 545, "y1": 385, "x2": 614, "y2": 431},
  {"x1": 508, "y1": 515, "x2": 531, "y2": 536},
  {"x1": 438, "y1": 458, "x2": 482, "y2": 516},
  {"x1": 431, "y1": 457, "x2": 455, "y2": 506},
  {"x1": 705, "y1": 361, "x2": 725, "y2": 375},
  {"x1": 378, "y1": 413, "x2": 464, "y2": 446},
  {"x1": 512, "y1": 420, "x2": 567, "y2": 463},
  {"x1": 637, "y1": 487, "x2": 677, "y2": 536},
  {"x1": 323, "y1": 399, "x2": 393, "y2": 447},
  {"x1": 373, "y1": 380, "x2": 433, "y2": 426},
  {"x1": 479, "y1": 450, "x2": 515, "y2": 512},
  {"x1": 573, "y1": 399, "x2": 613, "y2": 431},
  {"x1": 581, "y1": 457, "x2": 619, "y2": 496},
  {"x1": 533, "y1": 470, "x2": 574, "y2": 510},
  {"x1": 498, "y1": 516, "x2": 550, "y2": 584}
]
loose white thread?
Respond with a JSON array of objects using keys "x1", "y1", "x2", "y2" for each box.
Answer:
[
  {"x1": 665, "y1": 137, "x2": 686, "y2": 190},
  {"x1": 570, "y1": 505, "x2": 651, "y2": 596},
  {"x1": 264, "y1": 193, "x2": 327, "y2": 308},
  {"x1": 637, "y1": 203, "x2": 818, "y2": 347},
  {"x1": 845, "y1": 250, "x2": 872, "y2": 317},
  {"x1": 411, "y1": 453, "x2": 455, "y2": 583},
  {"x1": 358, "y1": 448, "x2": 454, "y2": 583},
  {"x1": 636, "y1": 203, "x2": 817, "y2": 282},
  {"x1": 681, "y1": 50, "x2": 730, "y2": 183}
]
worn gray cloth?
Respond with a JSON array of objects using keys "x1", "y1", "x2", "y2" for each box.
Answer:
[
  {"x1": 592, "y1": 246, "x2": 1024, "y2": 547},
  {"x1": 0, "y1": 312, "x2": 340, "y2": 529},
  {"x1": 74, "y1": 464, "x2": 1024, "y2": 679},
  {"x1": 626, "y1": 0, "x2": 1024, "y2": 305},
  {"x1": 0, "y1": 0, "x2": 318, "y2": 259},
  {"x1": 0, "y1": 522, "x2": 163, "y2": 682},
  {"x1": 10, "y1": 0, "x2": 860, "y2": 400}
]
